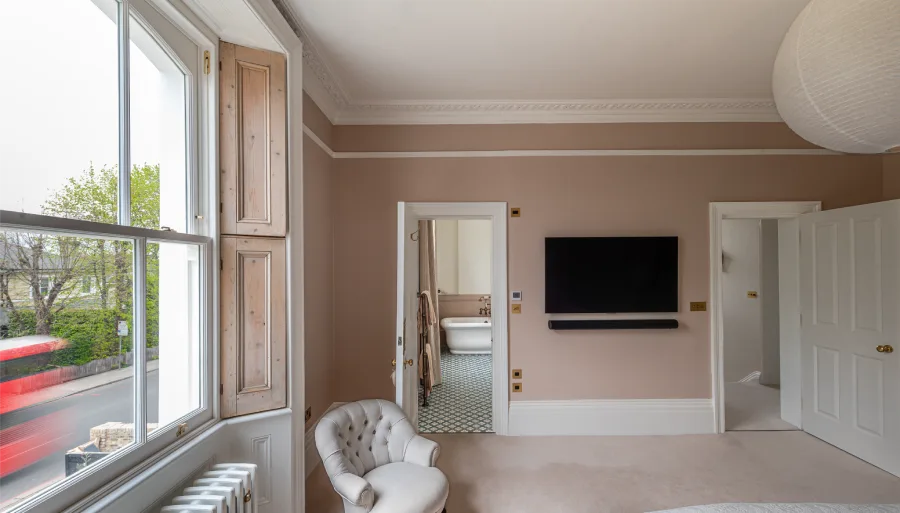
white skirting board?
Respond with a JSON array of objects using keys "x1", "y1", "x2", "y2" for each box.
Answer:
[
  {"x1": 508, "y1": 399, "x2": 715, "y2": 436},
  {"x1": 306, "y1": 402, "x2": 345, "y2": 478}
]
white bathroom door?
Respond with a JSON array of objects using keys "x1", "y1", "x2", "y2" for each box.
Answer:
[
  {"x1": 800, "y1": 200, "x2": 900, "y2": 477},
  {"x1": 395, "y1": 202, "x2": 420, "y2": 425}
]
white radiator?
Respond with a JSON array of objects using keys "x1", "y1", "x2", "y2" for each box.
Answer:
[{"x1": 160, "y1": 463, "x2": 258, "y2": 513}]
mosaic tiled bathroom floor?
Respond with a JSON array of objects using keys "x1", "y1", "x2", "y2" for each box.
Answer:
[{"x1": 418, "y1": 351, "x2": 493, "y2": 433}]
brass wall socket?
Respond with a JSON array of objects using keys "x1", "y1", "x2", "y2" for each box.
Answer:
[
  {"x1": 512, "y1": 383, "x2": 523, "y2": 393},
  {"x1": 511, "y1": 304, "x2": 522, "y2": 314},
  {"x1": 690, "y1": 301, "x2": 707, "y2": 312},
  {"x1": 510, "y1": 207, "x2": 521, "y2": 217},
  {"x1": 512, "y1": 369, "x2": 523, "y2": 379},
  {"x1": 747, "y1": 291, "x2": 758, "y2": 299}
]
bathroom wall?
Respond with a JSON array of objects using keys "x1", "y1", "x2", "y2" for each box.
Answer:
[
  {"x1": 435, "y1": 219, "x2": 458, "y2": 293},
  {"x1": 457, "y1": 220, "x2": 492, "y2": 294},
  {"x1": 722, "y1": 219, "x2": 764, "y2": 382},
  {"x1": 435, "y1": 219, "x2": 492, "y2": 294}
]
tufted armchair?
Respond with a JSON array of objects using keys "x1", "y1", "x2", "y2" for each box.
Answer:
[{"x1": 315, "y1": 399, "x2": 449, "y2": 513}]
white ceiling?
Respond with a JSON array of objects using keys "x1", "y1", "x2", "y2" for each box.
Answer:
[{"x1": 282, "y1": 0, "x2": 813, "y2": 124}]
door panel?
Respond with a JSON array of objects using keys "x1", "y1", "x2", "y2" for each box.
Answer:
[
  {"x1": 395, "y1": 203, "x2": 420, "y2": 424},
  {"x1": 800, "y1": 200, "x2": 900, "y2": 476},
  {"x1": 813, "y1": 345, "x2": 840, "y2": 420},
  {"x1": 221, "y1": 236, "x2": 287, "y2": 418},
  {"x1": 219, "y1": 42, "x2": 286, "y2": 237},
  {"x1": 813, "y1": 223, "x2": 838, "y2": 325}
]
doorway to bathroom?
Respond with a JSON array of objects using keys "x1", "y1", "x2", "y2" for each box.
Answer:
[
  {"x1": 418, "y1": 218, "x2": 494, "y2": 433},
  {"x1": 394, "y1": 202, "x2": 509, "y2": 435}
]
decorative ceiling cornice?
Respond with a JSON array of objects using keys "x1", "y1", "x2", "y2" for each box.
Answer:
[
  {"x1": 344, "y1": 99, "x2": 777, "y2": 114},
  {"x1": 271, "y1": 0, "x2": 781, "y2": 125},
  {"x1": 335, "y1": 99, "x2": 782, "y2": 125},
  {"x1": 271, "y1": 0, "x2": 348, "y2": 107}
]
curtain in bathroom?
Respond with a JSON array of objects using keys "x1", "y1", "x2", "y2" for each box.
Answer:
[{"x1": 418, "y1": 220, "x2": 442, "y2": 385}]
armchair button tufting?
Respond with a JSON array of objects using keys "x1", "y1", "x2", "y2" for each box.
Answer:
[
  {"x1": 378, "y1": 415, "x2": 383, "y2": 420},
  {"x1": 372, "y1": 430, "x2": 376, "y2": 435},
  {"x1": 347, "y1": 441, "x2": 351, "y2": 446},
  {"x1": 368, "y1": 446, "x2": 372, "y2": 451},
  {"x1": 364, "y1": 420, "x2": 368, "y2": 425}
]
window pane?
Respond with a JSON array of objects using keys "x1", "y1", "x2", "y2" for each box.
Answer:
[
  {"x1": 0, "y1": 0, "x2": 119, "y2": 222},
  {"x1": 129, "y1": 15, "x2": 188, "y2": 233},
  {"x1": 0, "y1": 231, "x2": 134, "y2": 510},
  {"x1": 147, "y1": 241, "x2": 201, "y2": 433}
]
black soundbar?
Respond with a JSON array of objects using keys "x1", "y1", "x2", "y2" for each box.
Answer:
[{"x1": 548, "y1": 319, "x2": 679, "y2": 330}]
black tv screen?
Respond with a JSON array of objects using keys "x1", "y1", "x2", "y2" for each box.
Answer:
[{"x1": 545, "y1": 237, "x2": 678, "y2": 313}]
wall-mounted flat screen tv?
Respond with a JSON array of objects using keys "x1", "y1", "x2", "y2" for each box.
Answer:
[{"x1": 545, "y1": 237, "x2": 678, "y2": 313}]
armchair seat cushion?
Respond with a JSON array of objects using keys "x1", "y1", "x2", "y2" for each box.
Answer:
[{"x1": 364, "y1": 462, "x2": 449, "y2": 513}]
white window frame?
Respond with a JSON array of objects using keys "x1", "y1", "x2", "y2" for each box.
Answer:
[{"x1": 0, "y1": 0, "x2": 218, "y2": 510}]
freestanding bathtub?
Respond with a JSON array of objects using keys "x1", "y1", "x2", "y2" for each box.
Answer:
[{"x1": 440, "y1": 317, "x2": 492, "y2": 354}]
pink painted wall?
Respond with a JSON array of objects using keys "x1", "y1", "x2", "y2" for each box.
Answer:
[
  {"x1": 331, "y1": 155, "x2": 883, "y2": 403},
  {"x1": 885, "y1": 154, "x2": 900, "y2": 200},
  {"x1": 303, "y1": 92, "x2": 333, "y2": 148},
  {"x1": 303, "y1": 97, "x2": 335, "y2": 428}
]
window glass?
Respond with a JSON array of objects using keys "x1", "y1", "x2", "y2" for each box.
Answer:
[
  {"x1": 0, "y1": 0, "x2": 119, "y2": 221},
  {"x1": 129, "y1": 15, "x2": 188, "y2": 233},
  {"x1": 0, "y1": 231, "x2": 134, "y2": 509},
  {"x1": 0, "y1": 0, "x2": 206, "y2": 509},
  {"x1": 147, "y1": 242, "x2": 201, "y2": 433}
]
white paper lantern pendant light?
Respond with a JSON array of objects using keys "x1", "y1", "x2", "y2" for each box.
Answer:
[{"x1": 772, "y1": 0, "x2": 900, "y2": 154}]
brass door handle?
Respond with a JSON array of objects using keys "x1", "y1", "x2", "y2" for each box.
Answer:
[
  {"x1": 391, "y1": 359, "x2": 414, "y2": 367},
  {"x1": 876, "y1": 345, "x2": 894, "y2": 354}
]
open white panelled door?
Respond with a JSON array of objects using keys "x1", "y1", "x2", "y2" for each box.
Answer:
[
  {"x1": 800, "y1": 200, "x2": 900, "y2": 476},
  {"x1": 395, "y1": 203, "x2": 420, "y2": 424}
]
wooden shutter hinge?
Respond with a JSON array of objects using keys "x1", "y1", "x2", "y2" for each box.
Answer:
[
  {"x1": 220, "y1": 383, "x2": 224, "y2": 395},
  {"x1": 203, "y1": 51, "x2": 211, "y2": 75}
]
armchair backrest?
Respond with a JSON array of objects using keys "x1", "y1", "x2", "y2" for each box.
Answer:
[{"x1": 315, "y1": 399, "x2": 417, "y2": 479}]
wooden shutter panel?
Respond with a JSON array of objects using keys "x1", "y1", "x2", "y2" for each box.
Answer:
[
  {"x1": 219, "y1": 42, "x2": 286, "y2": 237},
  {"x1": 220, "y1": 236, "x2": 287, "y2": 418}
]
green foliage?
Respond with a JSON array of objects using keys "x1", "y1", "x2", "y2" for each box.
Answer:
[
  {"x1": 5, "y1": 309, "x2": 135, "y2": 366},
  {"x1": 42, "y1": 163, "x2": 161, "y2": 229},
  {"x1": 33, "y1": 162, "x2": 161, "y2": 350}
]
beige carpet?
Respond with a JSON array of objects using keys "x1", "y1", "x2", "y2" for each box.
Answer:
[
  {"x1": 725, "y1": 378, "x2": 798, "y2": 431},
  {"x1": 306, "y1": 432, "x2": 900, "y2": 513}
]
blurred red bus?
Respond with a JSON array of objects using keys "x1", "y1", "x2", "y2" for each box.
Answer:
[{"x1": 0, "y1": 336, "x2": 70, "y2": 477}]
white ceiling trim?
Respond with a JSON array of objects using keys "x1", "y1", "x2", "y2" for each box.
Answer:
[
  {"x1": 334, "y1": 99, "x2": 782, "y2": 125},
  {"x1": 300, "y1": 124, "x2": 837, "y2": 157},
  {"x1": 332, "y1": 148, "x2": 835, "y2": 159},
  {"x1": 273, "y1": 1, "x2": 783, "y2": 125}
]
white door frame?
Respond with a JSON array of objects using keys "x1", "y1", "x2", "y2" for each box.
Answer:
[
  {"x1": 404, "y1": 202, "x2": 509, "y2": 435},
  {"x1": 709, "y1": 201, "x2": 821, "y2": 433}
]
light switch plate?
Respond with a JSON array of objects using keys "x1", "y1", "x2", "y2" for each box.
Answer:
[
  {"x1": 511, "y1": 291, "x2": 522, "y2": 301},
  {"x1": 510, "y1": 207, "x2": 521, "y2": 217},
  {"x1": 512, "y1": 383, "x2": 523, "y2": 393},
  {"x1": 512, "y1": 369, "x2": 523, "y2": 379}
]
